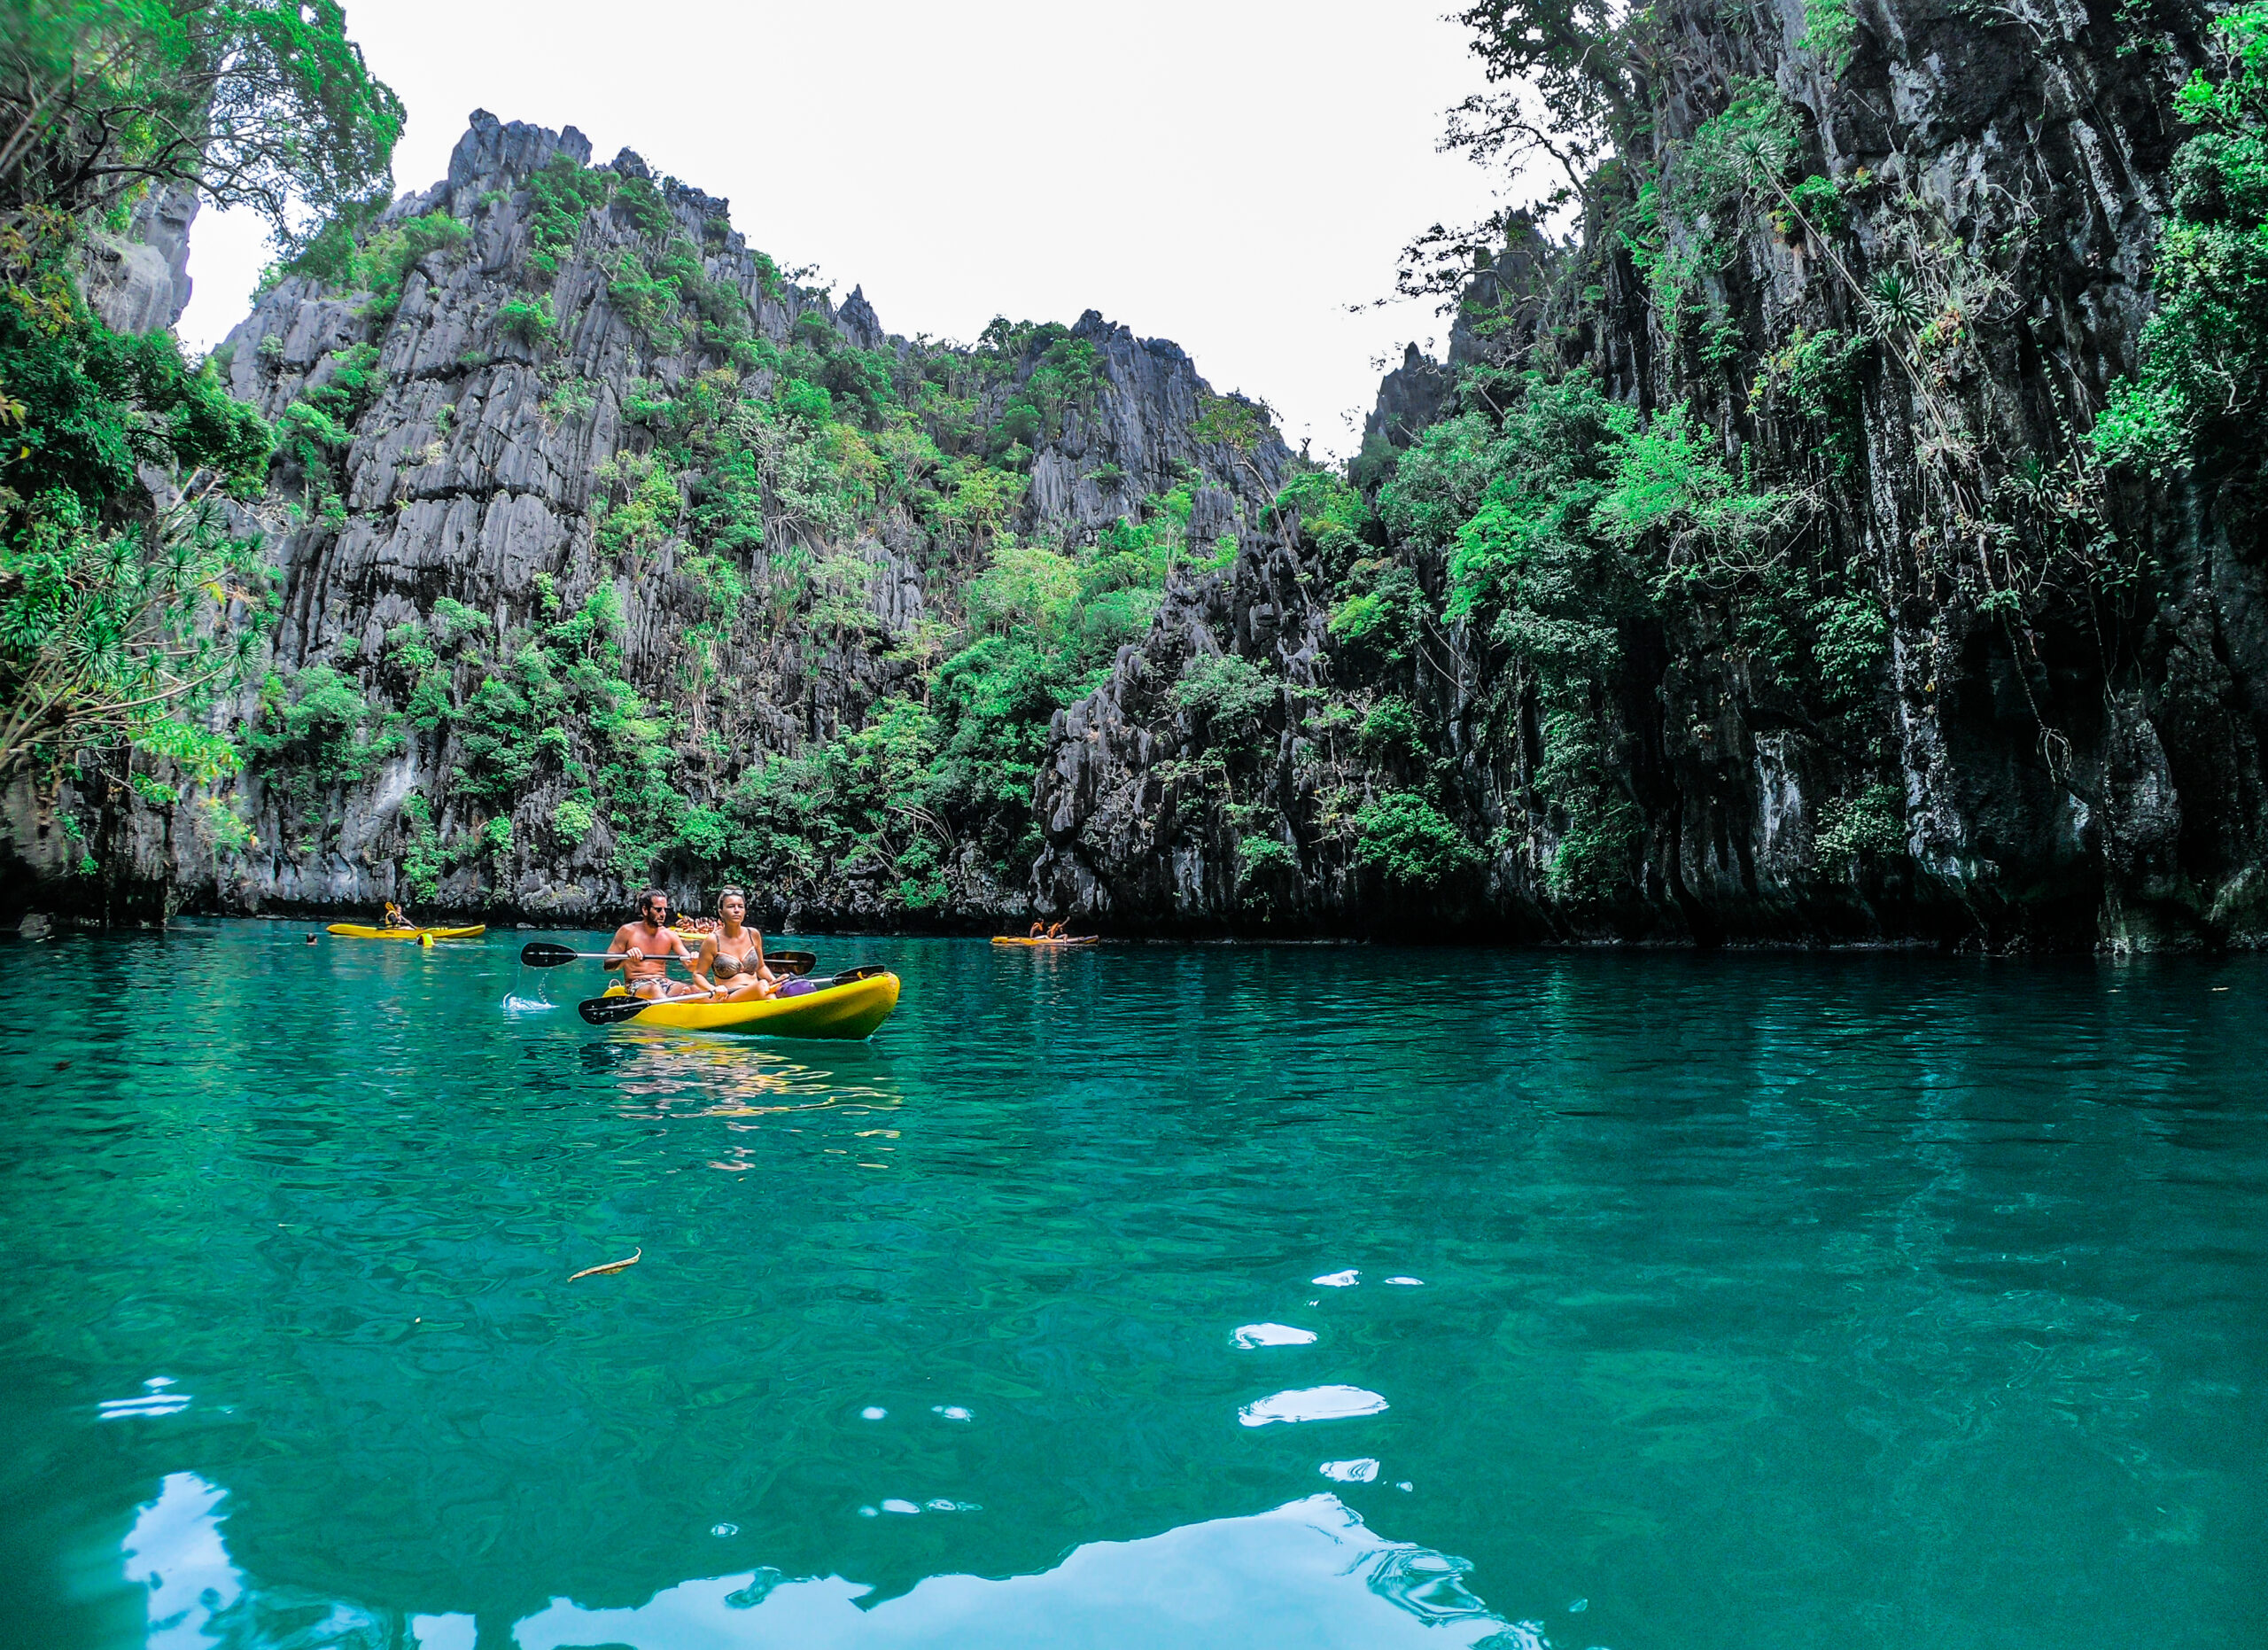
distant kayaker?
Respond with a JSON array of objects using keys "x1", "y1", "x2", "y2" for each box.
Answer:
[
  {"x1": 695, "y1": 886, "x2": 779, "y2": 1003},
  {"x1": 1029, "y1": 921, "x2": 1045, "y2": 938},
  {"x1": 380, "y1": 901, "x2": 412, "y2": 930},
  {"x1": 606, "y1": 889, "x2": 704, "y2": 1000},
  {"x1": 1046, "y1": 921, "x2": 1067, "y2": 939}
]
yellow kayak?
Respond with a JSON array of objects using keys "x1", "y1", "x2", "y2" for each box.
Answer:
[
  {"x1": 991, "y1": 935, "x2": 1098, "y2": 946},
  {"x1": 601, "y1": 970, "x2": 900, "y2": 1039},
  {"x1": 325, "y1": 923, "x2": 487, "y2": 940}
]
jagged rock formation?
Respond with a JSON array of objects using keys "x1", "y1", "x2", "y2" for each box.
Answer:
[
  {"x1": 20, "y1": 111, "x2": 1286, "y2": 928},
  {"x1": 82, "y1": 181, "x2": 198, "y2": 335},
  {"x1": 24, "y1": 0, "x2": 2268, "y2": 951},
  {"x1": 1029, "y1": 0, "x2": 2268, "y2": 949},
  {"x1": 1361, "y1": 343, "x2": 1453, "y2": 459}
]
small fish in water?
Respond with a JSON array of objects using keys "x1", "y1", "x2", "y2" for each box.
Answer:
[{"x1": 568, "y1": 1248, "x2": 641, "y2": 1281}]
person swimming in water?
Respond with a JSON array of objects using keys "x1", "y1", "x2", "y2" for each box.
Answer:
[
  {"x1": 692, "y1": 887, "x2": 779, "y2": 1002},
  {"x1": 604, "y1": 889, "x2": 705, "y2": 1000}
]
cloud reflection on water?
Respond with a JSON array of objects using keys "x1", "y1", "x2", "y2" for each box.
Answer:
[{"x1": 120, "y1": 1474, "x2": 1541, "y2": 1650}]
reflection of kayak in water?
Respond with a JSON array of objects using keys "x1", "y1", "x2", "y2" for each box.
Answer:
[
  {"x1": 326, "y1": 923, "x2": 486, "y2": 940},
  {"x1": 590, "y1": 969, "x2": 900, "y2": 1039},
  {"x1": 992, "y1": 935, "x2": 1099, "y2": 947}
]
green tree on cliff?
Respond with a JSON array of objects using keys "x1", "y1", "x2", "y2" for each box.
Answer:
[
  {"x1": 0, "y1": 1, "x2": 403, "y2": 790},
  {"x1": 2092, "y1": 0, "x2": 2268, "y2": 480},
  {"x1": 1, "y1": 0, "x2": 404, "y2": 246}
]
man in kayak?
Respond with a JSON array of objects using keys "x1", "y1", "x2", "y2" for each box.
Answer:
[
  {"x1": 381, "y1": 900, "x2": 412, "y2": 929},
  {"x1": 606, "y1": 889, "x2": 705, "y2": 1000}
]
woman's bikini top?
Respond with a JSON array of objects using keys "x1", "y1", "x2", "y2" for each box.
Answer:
[{"x1": 711, "y1": 928, "x2": 761, "y2": 979}]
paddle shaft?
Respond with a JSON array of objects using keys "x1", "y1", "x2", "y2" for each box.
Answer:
[{"x1": 521, "y1": 940, "x2": 816, "y2": 973}]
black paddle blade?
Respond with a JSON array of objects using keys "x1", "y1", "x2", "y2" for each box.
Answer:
[
  {"x1": 521, "y1": 942, "x2": 584, "y2": 968},
  {"x1": 578, "y1": 993, "x2": 656, "y2": 1026},
  {"x1": 769, "y1": 949, "x2": 816, "y2": 977}
]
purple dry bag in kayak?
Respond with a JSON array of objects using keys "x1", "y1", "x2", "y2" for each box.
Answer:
[{"x1": 777, "y1": 976, "x2": 816, "y2": 997}]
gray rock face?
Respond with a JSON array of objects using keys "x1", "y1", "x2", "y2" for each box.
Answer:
[
  {"x1": 19, "y1": 113, "x2": 1285, "y2": 929},
  {"x1": 447, "y1": 108, "x2": 591, "y2": 189},
  {"x1": 1028, "y1": 0, "x2": 2268, "y2": 949},
  {"x1": 81, "y1": 182, "x2": 198, "y2": 335},
  {"x1": 1361, "y1": 343, "x2": 1451, "y2": 455},
  {"x1": 31, "y1": 0, "x2": 2266, "y2": 952}
]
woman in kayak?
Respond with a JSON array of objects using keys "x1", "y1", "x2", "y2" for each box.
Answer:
[
  {"x1": 381, "y1": 900, "x2": 412, "y2": 929},
  {"x1": 695, "y1": 887, "x2": 779, "y2": 1002}
]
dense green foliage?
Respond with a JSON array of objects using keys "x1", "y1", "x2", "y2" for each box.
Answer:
[
  {"x1": 1353, "y1": 790, "x2": 1484, "y2": 890},
  {"x1": 237, "y1": 129, "x2": 1285, "y2": 909},
  {"x1": 0, "y1": 216, "x2": 276, "y2": 786},
  {"x1": 2093, "y1": 0, "x2": 2268, "y2": 479},
  {"x1": 284, "y1": 208, "x2": 468, "y2": 321},
  {"x1": 1348, "y1": 0, "x2": 2221, "y2": 915},
  {"x1": 1, "y1": 0, "x2": 398, "y2": 813},
  {"x1": 0, "y1": 485, "x2": 268, "y2": 790},
  {"x1": 1358, "y1": 365, "x2": 1879, "y2": 900},
  {"x1": 524, "y1": 153, "x2": 613, "y2": 275},
  {"x1": 1, "y1": 1, "x2": 405, "y2": 253},
  {"x1": 540, "y1": 311, "x2": 1252, "y2": 898},
  {"x1": 0, "y1": 253, "x2": 271, "y2": 512}
]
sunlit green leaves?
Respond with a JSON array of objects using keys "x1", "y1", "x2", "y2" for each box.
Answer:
[
  {"x1": 3, "y1": 0, "x2": 406, "y2": 253},
  {"x1": 2094, "y1": 0, "x2": 2268, "y2": 476},
  {"x1": 0, "y1": 492, "x2": 270, "y2": 784},
  {"x1": 1171, "y1": 653, "x2": 1278, "y2": 726},
  {"x1": 1596, "y1": 405, "x2": 1796, "y2": 572},
  {"x1": 1352, "y1": 790, "x2": 1482, "y2": 891}
]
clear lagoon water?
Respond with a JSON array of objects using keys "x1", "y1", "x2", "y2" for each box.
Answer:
[{"x1": 1, "y1": 921, "x2": 2264, "y2": 1649}]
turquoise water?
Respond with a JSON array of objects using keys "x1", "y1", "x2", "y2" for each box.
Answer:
[{"x1": 1, "y1": 922, "x2": 2264, "y2": 1649}]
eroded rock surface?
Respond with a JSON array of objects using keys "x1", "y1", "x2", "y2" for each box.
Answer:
[
  {"x1": 22, "y1": 112, "x2": 1283, "y2": 929},
  {"x1": 1029, "y1": 0, "x2": 2268, "y2": 949}
]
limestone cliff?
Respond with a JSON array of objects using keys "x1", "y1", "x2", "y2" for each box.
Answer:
[
  {"x1": 24, "y1": 0, "x2": 2268, "y2": 952},
  {"x1": 82, "y1": 182, "x2": 199, "y2": 337},
  {"x1": 28, "y1": 111, "x2": 1285, "y2": 928},
  {"x1": 1028, "y1": 0, "x2": 2268, "y2": 949}
]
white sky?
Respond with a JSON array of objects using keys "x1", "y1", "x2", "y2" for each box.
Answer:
[{"x1": 175, "y1": 0, "x2": 1514, "y2": 460}]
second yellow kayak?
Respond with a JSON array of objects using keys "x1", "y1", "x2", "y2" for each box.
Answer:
[
  {"x1": 325, "y1": 923, "x2": 487, "y2": 940},
  {"x1": 990, "y1": 935, "x2": 1098, "y2": 947}
]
